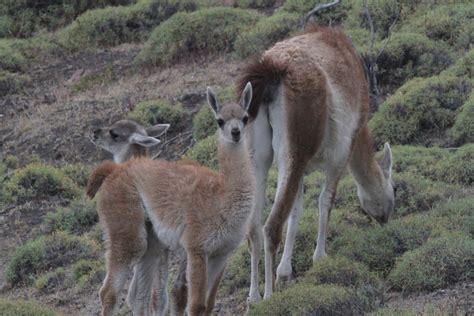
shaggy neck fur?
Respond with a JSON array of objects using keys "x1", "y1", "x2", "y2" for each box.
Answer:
[{"x1": 115, "y1": 144, "x2": 148, "y2": 163}]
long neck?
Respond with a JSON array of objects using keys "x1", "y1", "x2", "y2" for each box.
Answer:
[
  {"x1": 114, "y1": 145, "x2": 149, "y2": 163},
  {"x1": 349, "y1": 125, "x2": 385, "y2": 192},
  {"x1": 217, "y1": 136, "x2": 254, "y2": 197}
]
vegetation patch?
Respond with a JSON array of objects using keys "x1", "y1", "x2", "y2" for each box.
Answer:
[
  {"x1": 450, "y1": 92, "x2": 474, "y2": 145},
  {"x1": 136, "y1": 7, "x2": 262, "y2": 65},
  {"x1": 375, "y1": 32, "x2": 452, "y2": 87},
  {"x1": 34, "y1": 267, "x2": 66, "y2": 293},
  {"x1": 432, "y1": 197, "x2": 474, "y2": 237},
  {"x1": 72, "y1": 63, "x2": 115, "y2": 93},
  {"x1": 388, "y1": 234, "x2": 474, "y2": 293},
  {"x1": 283, "y1": 0, "x2": 351, "y2": 26},
  {"x1": 0, "y1": 69, "x2": 29, "y2": 96},
  {"x1": 303, "y1": 256, "x2": 378, "y2": 288},
  {"x1": 235, "y1": 12, "x2": 299, "y2": 58},
  {"x1": 5, "y1": 231, "x2": 99, "y2": 285},
  {"x1": 43, "y1": 199, "x2": 98, "y2": 234},
  {"x1": 61, "y1": 163, "x2": 91, "y2": 187},
  {"x1": 58, "y1": 0, "x2": 196, "y2": 49},
  {"x1": 184, "y1": 134, "x2": 218, "y2": 170},
  {"x1": 128, "y1": 99, "x2": 186, "y2": 128},
  {"x1": 3, "y1": 163, "x2": 81, "y2": 204},
  {"x1": 192, "y1": 106, "x2": 216, "y2": 141},
  {"x1": 370, "y1": 75, "x2": 471, "y2": 147},
  {"x1": 72, "y1": 259, "x2": 105, "y2": 289},
  {"x1": 435, "y1": 144, "x2": 473, "y2": 185},
  {"x1": 249, "y1": 283, "x2": 371, "y2": 315},
  {"x1": 0, "y1": 298, "x2": 58, "y2": 316}
]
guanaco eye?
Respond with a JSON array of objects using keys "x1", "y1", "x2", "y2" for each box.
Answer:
[
  {"x1": 242, "y1": 116, "x2": 249, "y2": 124},
  {"x1": 217, "y1": 119, "x2": 225, "y2": 127},
  {"x1": 109, "y1": 130, "x2": 120, "y2": 140}
]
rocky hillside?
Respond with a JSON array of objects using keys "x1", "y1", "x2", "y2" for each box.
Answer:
[{"x1": 0, "y1": 0, "x2": 473, "y2": 315}]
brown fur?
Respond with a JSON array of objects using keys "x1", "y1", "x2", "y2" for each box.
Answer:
[
  {"x1": 86, "y1": 160, "x2": 119, "y2": 199},
  {"x1": 91, "y1": 100, "x2": 255, "y2": 315}
]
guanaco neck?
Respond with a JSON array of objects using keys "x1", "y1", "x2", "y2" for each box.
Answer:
[
  {"x1": 114, "y1": 145, "x2": 149, "y2": 163},
  {"x1": 217, "y1": 135, "x2": 255, "y2": 209},
  {"x1": 349, "y1": 125, "x2": 386, "y2": 192}
]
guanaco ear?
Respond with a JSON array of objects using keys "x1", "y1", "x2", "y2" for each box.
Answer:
[
  {"x1": 380, "y1": 142, "x2": 392, "y2": 180},
  {"x1": 207, "y1": 86, "x2": 220, "y2": 117},
  {"x1": 240, "y1": 82, "x2": 253, "y2": 112},
  {"x1": 146, "y1": 124, "x2": 170, "y2": 138},
  {"x1": 130, "y1": 133, "x2": 161, "y2": 147}
]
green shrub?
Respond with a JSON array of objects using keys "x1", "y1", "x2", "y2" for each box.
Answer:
[
  {"x1": 128, "y1": 99, "x2": 186, "y2": 128},
  {"x1": 43, "y1": 199, "x2": 98, "y2": 234},
  {"x1": 136, "y1": 7, "x2": 262, "y2": 65},
  {"x1": 370, "y1": 75, "x2": 471, "y2": 147},
  {"x1": 3, "y1": 163, "x2": 81, "y2": 204},
  {"x1": 375, "y1": 32, "x2": 452, "y2": 87},
  {"x1": 235, "y1": 0, "x2": 276, "y2": 9},
  {"x1": 450, "y1": 92, "x2": 474, "y2": 145},
  {"x1": 0, "y1": 15, "x2": 13, "y2": 38},
  {"x1": 392, "y1": 172, "x2": 459, "y2": 216},
  {"x1": 72, "y1": 63, "x2": 115, "y2": 93},
  {"x1": 0, "y1": 38, "x2": 26, "y2": 71},
  {"x1": 3, "y1": 154, "x2": 18, "y2": 169},
  {"x1": 5, "y1": 231, "x2": 98, "y2": 285},
  {"x1": 61, "y1": 163, "x2": 91, "y2": 187},
  {"x1": 435, "y1": 144, "x2": 474, "y2": 185},
  {"x1": 184, "y1": 134, "x2": 218, "y2": 170},
  {"x1": 333, "y1": 215, "x2": 436, "y2": 273},
  {"x1": 283, "y1": 0, "x2": 351, "y2": 26},
  {"x1": 401, "y1": 4, "x2": 474, "y2": 49},
  {"x1": 352, "y1": 0, "x2": 402, "y2": 38},
  {"x1": 235, "y1": 12, "x2": 299, "y2": 58},
  {"x1": 442, "y1": 48, "x2": 473, "y2": 80},
  {"x1": 0, "y1": 298, "x2": 58, "y2": 316},
  {"x1": 0, "y1": 0, "x2": 136, "y2": 38},
  {"x1": 72, "y1": 259, "x2": 105, "y2": 288},
  {"x1": 58, "y1": 0, "x2": 196, "y2": 49},
  {"x1": 192, "y1": 106, "x2": 216, "y2": 141},
  {"x1": 303, "y1": 256, "x2": 378, "y2": 288},
  {"x1": 388, "y1": 234, "x2": 474, "y2": 293},
  {"x1": 249, "y1": 284, "x2": 371, "y2": 315},
  {"x1": 390, "y1": 146, "x2": 448, "y2": 180},
  {"x1": 0, "y1": 70, "x2": 29, "y2": 96},
  {"x1": 432, "y1": 197, "x2": 474, "y2": 237},
  {"x1": 34, "y1": 267, "x2": 66, "y2": 293}
]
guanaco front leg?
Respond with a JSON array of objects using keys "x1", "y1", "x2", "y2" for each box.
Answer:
[
  {"x1": 206, "y1": 255, "x2": 228, "y2": 314},
  {"x1": 187, "y1": 250, "x2": 208, "y2": 316}
]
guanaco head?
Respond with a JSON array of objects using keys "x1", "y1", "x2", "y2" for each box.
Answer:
[
  {"x1": 358, "y1": 143, "x2": 395, "y2": 224},
  {"x1": 207, "y1": 82, "x2": 252, "y2": 144},
  {"x1": 91, "y1": 119, "x2": 170, "y2": 163}
]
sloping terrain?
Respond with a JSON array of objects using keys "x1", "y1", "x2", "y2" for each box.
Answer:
[{"x1": 0, "y1": 0, "x2": 473, "y2": 315}]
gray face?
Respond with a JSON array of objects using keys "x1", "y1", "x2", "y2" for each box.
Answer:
[
  {"x1": 358, "y1": 182, "x2": 396, "y2": 224},
  {"x1": 92, "y1": 120, "x2": 147, "y2": 154},
  {"x1": 207, "y1": 82, "x2": 253, "y2": 144},
  {"x1": 216, "y1": 103, "x2": 249, "y2": 143}
]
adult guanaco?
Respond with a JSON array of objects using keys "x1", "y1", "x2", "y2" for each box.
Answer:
[
  {"x1": 87, "y1": 84, "x2": 256, "y2": 315},
  {"x1": 237, "y1": 25, "x2": 396, "y2": 301}
]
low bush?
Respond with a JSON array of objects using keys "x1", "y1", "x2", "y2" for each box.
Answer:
[
  {"x1": 450, "y1": 92, "x2": 474, "y2": 145},
  {"x1": 128, "y1": 99, "x2": 186, "y2": 128},
  {"x1": 43, "y1": 199, "x2": 98, "y2": 234},
  {"x1": 72, "y1": 63, "x2": 115, "y2": 93},
  {"x1": 388, "y1": 234, "x2": 474, "y2": 293},
  {"x1": 435, "y1": 144, "x2": 473, "y2": 185},
  {"x1": 0, "y1": 39, "x2": 26, "y2": 71},
  {"x1": 375, "y1": 32, "x2": 452, "y2": 87},
  {"x1": 0, "y1": 70, "x2": 29, "y2": 96},
  {"x1": 34, "y1": 267, "x2": 66, "y2": 293},
  {"x1": 3, "y1": 163, "x2": 81, "y2": 204},
  {"x1": 401, "y1": 3, "x2": 474, "y2": 49},
  {"x1": 58, "y1": 0, "x2": 196, "y2": 49},
  {"x1": 136, "y1": 7, "x2": 262, "y2": 65},
  {"x1": 0, "y1": 298, "x2": 57, "y2": 316},
  {"x1": 303, "y1": 256, "x2": 378, "y2": 288},
  {"x1": 369, "y1": 75, "x2": 471, "y2": 147},
  {"x1": 5, "y1": 231, "x2": 99, "y2": 285},
  {"x1": 283, "y1": 0, "x2": 352, "y2": 26},
  {"x1": 432, "y1": 197, "x2": 474, "y2": 237},
  {"x1": 0, "y1": 0, "x2": 136, "y2": 38},
  {"x1": 184, "y1": 134, "x2": 218, "y2": 170},
  {"x1": 249, "y1": 283, "x2": 372, "y2": 315},
  {"x1": 235, "y1": 12, "x2": 299, "y2": 58},
  {"x1": 192, "y1": 106, "x2": 216, "y2": 141},
  {"x1": 333, "y1": 215, "x2": 435, "y2": 273},
  {"x1": 61, "y1": 163, "x2": 91, "y2": 187},
  {"x1": 72, "y1": 259, "x2": 105, "y2": 288}
]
